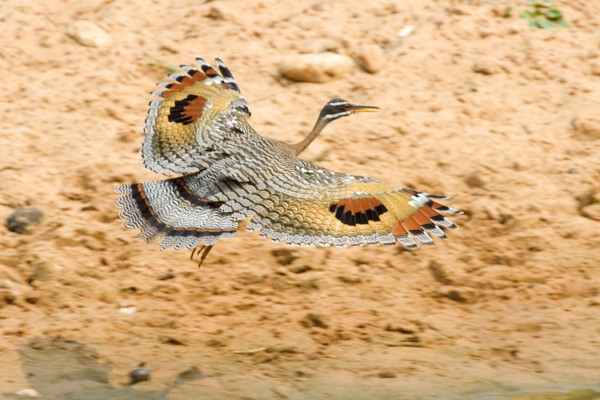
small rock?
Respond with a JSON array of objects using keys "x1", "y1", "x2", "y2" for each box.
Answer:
[
  {"x1": 448, "y1": 5, "x2": 471, "y2": 15},
  {"x1": 205, "y1": 5, "x2": 238, "y2": 22},
  {"x1": 14, "y1": 388, "x2": 39, "y2": 398},
  {"x1": 206, "y1": 338, "x2": 228, "y2": 348},
  {"x1": 158, "y1": 272, "x2": 175, "y2": 280},
  {"x1": 465, "y1": 174, "x2": 486, "y2": 189},
  {"x1": 288, "y1": 264, "x2": 312, "y2": 274},
  {"x1": 566, "y1": 167, "x2": 578, "y2": 174},
  {"x1": 300, "y1": 312, "x2": 328, "y2": 329},
  {"x1": 356, "y1": 44, "x2": 386, "y2": 74},
  {"x1": 279, "y1": 53, "x2": 355, "y2": 83},
  {"x1": 67, "y1": 20, "x2": 111, "y2": 48},
  {"x1": 128, "y1": 362, "x2": 151, "y2": 385},
  {"x1": 159, "y1": 41, "x2": 180, "y2": 54},
  {"x1": 295, "y1": 367, "x2": 314, "y2": 377},
  {"x1": 378, "y1": 371, "x2": 397, "y2": 378},
  {"x1": 119, "y1": 305, "x2": 136, "y2": 315},
  {"x1": 472, "y1": 59, "x2": 501, "y2": 75},
  {"x1": 337, "y1": 275, "x2": 362, "y2": 284},
  {"x1": 6, "y1": 207, "x2": 43, "y2": 234},
  {"x1": 572, "y1": 117, "x2": 600, "y2": 140},
  {"x1": 272, "y1": 249, "x2": 297, "y2": 266},
  {"x1": 581, "y1": 204, "x2": 600, "y2": 221},
  {"x1": 438, "y1": 286, "x2": 478, "y2": 304},
  {"x1": 397, "y1": 25, "x2": 416, "y2": 38},
  {"x1": 175, "y1": 366, "x2": 203, "y2": 383}
]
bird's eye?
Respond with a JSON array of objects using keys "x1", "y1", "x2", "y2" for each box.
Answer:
[{"x1": 344, "y1": 104, "x2": 352, "y2": 111}]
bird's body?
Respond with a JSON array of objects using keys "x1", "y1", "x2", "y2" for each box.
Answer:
[{"x1": 116, "y1": 57, "x2": 462, "y2": 264}]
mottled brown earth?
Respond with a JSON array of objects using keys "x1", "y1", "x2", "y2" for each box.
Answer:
[{"x1": 1, "y1": 0, "x2": 600, "y2": 399}]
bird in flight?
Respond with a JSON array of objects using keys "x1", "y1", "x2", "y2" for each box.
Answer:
[{"x1": 115, "y1": 57, "x2": 463, "y2": 266}]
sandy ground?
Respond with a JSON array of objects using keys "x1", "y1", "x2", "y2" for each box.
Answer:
[{"x1": 1, "y1": 0, "x2": 600, "y2": 398}]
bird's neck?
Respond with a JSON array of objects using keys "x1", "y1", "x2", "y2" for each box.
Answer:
[{"x1": 291, "y1": 117, "x2": 329, "y2": 155}]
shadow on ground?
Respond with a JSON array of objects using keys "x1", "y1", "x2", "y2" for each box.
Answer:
[
  {"x1": 5, "y1": 336, "x2": 600, "y2": 400},
  {"x1": 4, "y1": 336, "x2": 200, "y2": 400}
]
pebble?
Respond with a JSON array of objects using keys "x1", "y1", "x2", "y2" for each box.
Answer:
[
  {"x1": 300, "y1": 312, "x2": 329, "y2": 329},
  {"x1": 288, "y1": 264, "x2": 312, "y2": 274},
  {"x1": 295, "y1": 367, "x2": 314, "y2": 377},
  {"x1": 176, "y1": 366, "x2": 203, "y2": 382},
  {"x1": 397, "y1": 25, "x2": 415, "y2": 38},
  {"x1": 572, "y1": 117, "x2": 600, "y2": 140},
  {"x1": 271, "y1": 248, "x2": 297, "y2": 266},
  {"x1": 158, "y1": 272, "x2": 175, "y2": 280},
  {"x1": 14, "y1": 388, "x2": 40, "y2": 398},
  {"x1": 205, "y1": 5, "x2": 238, "y2": 22},
  {"x1": 472, "y1": 59, "x2": 502, "y2": 75},
  {"x1": 128, "y1": 362, "x2": 151, "y2": 385},
  {"x1": 438, "y1": 286, "x2": 479, "y2": 304},
  {"x1": 119, "y1": 305, "x2": 136, "y2": 315},
  {"x1": 279, "y1": 53, "x2": 355, "y2": 83},
  {"x1": 6, "y1": 207, "x2": 44, "y2": 234},
  {"x1": 464, "y1": 173, "x2": 486, "y2": 189},
  {"x1": 67, "y1": 20, "x2": 111, "y2": 48},
  {"x1": 356, "y1": 44, "x2": 386, "y2": 74}
]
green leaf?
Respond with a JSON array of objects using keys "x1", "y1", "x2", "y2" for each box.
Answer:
[
  {"x1": 546, "y1": 8, "x2": 563, "y2": 20},
  {"x1": 557, "y1": 19, "x2": 569, "y2": 28},
  {"x1": 521, "y1": 10, "x2": 534, "y2": 18},
  {"x1": 537, "y1": 19, "x2": 555, "y2": 29}
]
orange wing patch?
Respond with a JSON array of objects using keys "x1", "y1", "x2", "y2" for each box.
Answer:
[
  {"x1": 168, "y1": 94, "x2": 207, "y2": 125},
  {"x1": 328, "y1": 197, "x2": 388, "y2": 226},
  {"x1": 141, "y1": 58, "x2": 250, "y2": 175}
]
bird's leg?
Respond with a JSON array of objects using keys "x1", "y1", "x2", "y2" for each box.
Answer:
[
  {"x1": 190, "y1": 245, "x2": 202, "y2": 261},
  {"x1": 197, "y1": 245, "x2": 214, "y2": 268},
  {"x1": 190, "y1": 244, "x2": 214, "y2": 268}
]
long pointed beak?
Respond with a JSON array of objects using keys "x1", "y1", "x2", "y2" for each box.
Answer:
[{"x1": 350, "y1": 104, "x2": 380, "y2": 113}]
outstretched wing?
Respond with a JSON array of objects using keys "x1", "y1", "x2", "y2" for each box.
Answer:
[
  {"x1": 211, "y1": 160, "x2": 462, "y2": 248},
  {"x1": 142, "y1": 58, "x2": 251, "y2": 175},
  {"x1": 115, "y1": 177, "x2": 238, "y2": 251}
]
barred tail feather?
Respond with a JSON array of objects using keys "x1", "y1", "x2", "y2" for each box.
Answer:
[{"x1": 115, "y1": 180, "x2": 238, "y2": 251}]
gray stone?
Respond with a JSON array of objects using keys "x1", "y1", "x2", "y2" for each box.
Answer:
[
  {"x1": 128, "y1": 362, "x2": 151, "y2": 385},
  {"x1": 7, "y1": 207, "x2": 43, "y2": 234}
]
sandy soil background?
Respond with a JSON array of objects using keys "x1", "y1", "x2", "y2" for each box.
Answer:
[{"x1": 1, "y1": 0, "x2": 599, "y2": 398}]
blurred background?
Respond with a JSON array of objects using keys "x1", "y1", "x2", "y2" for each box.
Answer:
[{"x1": 0, "y1": 0, "x2": 599, "y2": 398}]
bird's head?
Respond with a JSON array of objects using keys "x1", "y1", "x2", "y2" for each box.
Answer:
[{"x1": 318, "y1": 98, "x2": 379, "y2": 123}]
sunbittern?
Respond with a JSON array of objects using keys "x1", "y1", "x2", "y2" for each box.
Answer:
[{"x1": 115, "y1": 57, "x2": 462, "y2": 266}]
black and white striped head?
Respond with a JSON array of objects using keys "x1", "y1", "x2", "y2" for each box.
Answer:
[{"x1": 319, "y1": 98, "x2": 379, "y2": 123}]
